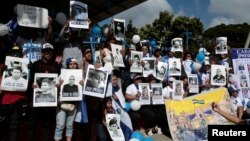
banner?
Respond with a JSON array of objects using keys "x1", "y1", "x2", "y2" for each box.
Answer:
[
  {"x1": 231, "y1": 48, "x2": 250, "y2": 99},
  {"x1": 166, "y1": 87, "x2": 234, "y2": 141},
  {"x1": 17, "y1": 4, "x2": 49, "y2": 28}
]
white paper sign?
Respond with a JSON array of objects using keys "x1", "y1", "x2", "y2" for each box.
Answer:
[
  {"x1": 1, "y1": 56, "x2": 29, "y2": 91},
  {"x1": 138, "y1": 83, "x2": 151, "y2": 105},
  {"x1": 60, "y1": 69, "x2": 83, "y2": 101},
  {"x1": 33, "y1": 73, "x2": 58, "y2": 107},
  {"x1": 17, "y1": 4, "x2": 49, "y2": 28}
]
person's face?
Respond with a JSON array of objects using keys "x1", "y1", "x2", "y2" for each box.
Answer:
[
  {"x1": 68, "y1": 62, "x2": 78, "y2": 69},
  {"x1": 142, "y1": 47, "x2": 148, "y2": 54},
  {"x1": 106, "y1": 101, "x2": 112, "y2": 109},
  {"x1": 112, "y1": 76, "x2": 118, "y2": 86},
  {"x1": 174, "y1": 41, "x2": 180, "y2": 47},
  {"x1": 186, "y1": 54, "x2": 192, "y2": 60},
  {"x1": 69, "y1": 76, "x2": 75, "y2": 86},
  {"x1": 134, "y1": 56, "x2": 140, "y2": 63},
  {"x1": 134, "y1": 78, "x2": 142, "y2": 84},
  {"x1": 173, "y1": 62, "x2": 177, "y2": 68},
  {"x1": 159, "y1": 67, "x2": 165, "y2": 73},
  {"x1": 12, "y1": 69, "x2": 21, "y2": 80},
  {"x1": 41, "y1": 82, "x2": 50, "y2": 93},
  {"x1": 216, "y1": 69, "x2": 222, "y2": 76},
  {"x1": 168, "y1": 51, "x2": 174, "y2": 57},
  {"x1": 144, "y1": 61, "x2": 150, "y2": 69},
  {"x1": 110, "y1": 123, "x2": 118, "y2": 131},
  {"x1": 42, "y1": 50, "x2": 53, "y2": 61},
  {"x1": 84, "y1": 49, "x2": 92, "y2": 62}
]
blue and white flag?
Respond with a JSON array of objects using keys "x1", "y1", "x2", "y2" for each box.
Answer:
[{"x1": 112, "y1": 88, "x2": 133, "y2": 141}]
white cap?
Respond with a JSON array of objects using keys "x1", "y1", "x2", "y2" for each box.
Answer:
[{"x1": 42, "y1": 43, "x2": 53, "y2": 50}]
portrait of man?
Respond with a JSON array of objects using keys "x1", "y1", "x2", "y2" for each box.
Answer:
[
  {"x1": 85, "y1": 69, "x2": 106, "y2": 93},
  {"x1": 35, "y1": 78, "x2": 56, "y2": 103},
  {"x1": 114, "y1": 48, "x2": 123, "y2": 64},
  {"x1": 175, "y1": 83, "x2": 182, "y2": 96},
  {"x1": 189, "y1": 78, "x2": 197, "y2": 85},
  {"x1": 157, "y1": 65, "x2": 166, "y2": 78},
  {"x1": 213, "y1": 68, "x2": 225, "y2": 83},
  {"x1": 62, "y1": 75, "x2": 79, "y2": 97},
  {"x1": 4, "y1": 66, "x2": 26, "y2": 84},
  {"x1": 141, "y1": 86, "x2": 149, "y2": 100},
  {"x1": 169, "y1": 61, "x2": 181, "y2": 74},
  {"x1": 131, "y1": 54, "x2": 141, "y2": 68},
  {"x1": 71, "y1": 4, "x2": 87, "y2": 21}
]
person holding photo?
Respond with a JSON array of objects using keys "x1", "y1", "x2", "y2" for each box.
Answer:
[
  {"x1": 0, "y1": 45, "x2": 27, "y2": 141},
  {"x1": 54, "y1": 58, "x2": 82, "y2": 141},
  {"x1": 28, "y1": 43, "x2": 61, "y2": 141}
]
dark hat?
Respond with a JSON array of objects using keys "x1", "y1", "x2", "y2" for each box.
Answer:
[
  {"x1": 66, "y1": 58, "x2": 78, "y2": 66},
  {"x1": 228, "y1": 86, "x2": 239, "y2": 95}
]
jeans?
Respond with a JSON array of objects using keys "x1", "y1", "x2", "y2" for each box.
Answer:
[{"x1": 54, "y1": 108, "x2": 76, "y2": 140}]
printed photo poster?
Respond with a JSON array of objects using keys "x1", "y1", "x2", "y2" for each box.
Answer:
[
  {"x1": 95, "y1": 50, "x2": 102, "y2": 65},
  {"x1": 1, "y1": 56, "x2": 29, "y2": 91},
  {"x1": 215, "y1": 37, "x2": 228, "y2": 54},
  {"x1": 231, "y1": 48, "x2": 250, "y2": 99},
  {"x1": 69, "y1": 0, "x2": 89, "y2": 29},
  {"x1": 113, "y1": 18, "x2": 125, "y2": 41},
  {"x1": 106, "y1": 114, "x2": 125, "y2": 141},
  {"x1": 140, "y1": 40, "x2": 150, "y2": 48},
  {"x1": 169, "y1": 58, "x2": 181, "y2": 76},
  {"x1": 142, "y1": 58, "x2": 156, "y2": 77},
  {"x1": 138, "y1": 83, "x2": 150, "y2": 105},
  {"x1": 172, "y1": 80, "x2": 184, "y2": 100},
  {"x1": 111, "y1": 43, "x2": 125, "y2": 67},
  {"x1": 17, "y1": 4, "x2": 49, "y2": 28},
  {"x1": 156, "y1": 61, "x2": 167, "y2": 81},
  {"x1": 83, "y1": 65, "x2": 108, "y2": 98},
  {"x1": 165, "y1": 87, "x2": 234, "y2": 141},
  {"x1": 152, "y1": 83, "x2": 164, "y2": 105},
  {"x1": 130, "y1": 51, "x2": 143, "y2": 73},
  {"x1": 171, "y1": 38, "x2": 183, "y2": 52},
  {"x1": 188, "y1": 74, "x2": 199, "y2": 93},
  {"x1": 228, "y1": 74, "x2": 240, "y2": 90},
  {"x1": 33, "y1": 73, "x2": 58, "y2": 107},
  {"x1": 211, "y1": 65, "x2": 226, "y2": 86},
  {"x1": 60, "y1": 69, "x2": 83, "y2": 101}
]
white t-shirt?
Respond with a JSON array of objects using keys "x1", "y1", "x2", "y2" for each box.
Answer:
[{"x1": 126, "y1": 83, "x2": 141, "y2": 97}]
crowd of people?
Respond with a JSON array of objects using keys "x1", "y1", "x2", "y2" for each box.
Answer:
[{"x1": 0, "y1": 4, "x2": 250, "y2": 141}]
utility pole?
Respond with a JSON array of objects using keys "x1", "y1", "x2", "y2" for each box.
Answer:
[{"x1": 184, "y1": 28, "x2": 192, "y2": 50}]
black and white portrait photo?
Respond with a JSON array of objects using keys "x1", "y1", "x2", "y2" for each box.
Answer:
[
  {"x1": 156, "y1": 61, "x2": 167, "y2": 81},
  {"x1": 143, "y1": 58, "x2": 156, "y2": 77},
  {"x1": 69, "y1": 0, "x2": 89, "y2": 29},
  {"x1": 33, "y1": 73, "x2": 58, "y2": 107},
  {"x1": 215, "y1": 37, "x2": 228, "y2": 54},
  {"x1": 1, "y1": 56, "x2": 29, "y2": 91},
  {"x1": 211, "y1": 65, "x2": 226, "y2": 86},
  {"x1": 172, "y1": 80, "x2": 184, "y2": 100},
  {"x1": 188, "y1": 74, "x2": 199, "y2": 93},
  {"x1": 83, "y1": 65, "x2": 108, "y2": 98},
  {"x1": 130, "y1": 51, "x2": 143, "y2": 73},
  {"x1": 169, "y1": 58, "x2": 181, "y2": 76},
  {"x1": 106, "y1": 114, "x2": 125, "y2": 141},
  {"x1": 171, "y1": 38, "x2": 183, "y2": 52},
  {"x1": 139, "y1": 83, "x2": 150, "y2": 105},
  {"x1": 60, "y1": 69, "x2": 83, "y2": 101},
  {"x1": 113, "y1": 18, "x2": 125, "y2": 41},
  {"x1": 111, "y1": 43, "x2": 125, "y2": 67},
  {"x1": 151, "y1": 83, "x2": 163, "y2": 105},
  {"x1": 95, "y1": 50, "x2": 102, "y2": 65}
]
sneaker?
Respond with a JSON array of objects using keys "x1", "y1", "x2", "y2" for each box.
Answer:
[
  {"x1": 147, "y1": 129, "x2": 153, "y2": 136},
  {"x1": 157, "y1": 127, "x2": 162, "y2": 134}
]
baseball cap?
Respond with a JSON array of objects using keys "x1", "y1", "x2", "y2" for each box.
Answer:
[
  {"x1": 228, "y1": 86, "x2": 239, "y2": 95},
  {"x1": 66, "y1": 58, "x2": 78, "y2": 66},
  {"x1": 42, "y1": 43, "x2": 53, "y2": 51}
]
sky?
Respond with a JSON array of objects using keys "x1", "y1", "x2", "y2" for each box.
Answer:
[{"x1": 99, "y1": 0, "x2": 250, "y2": 30}]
